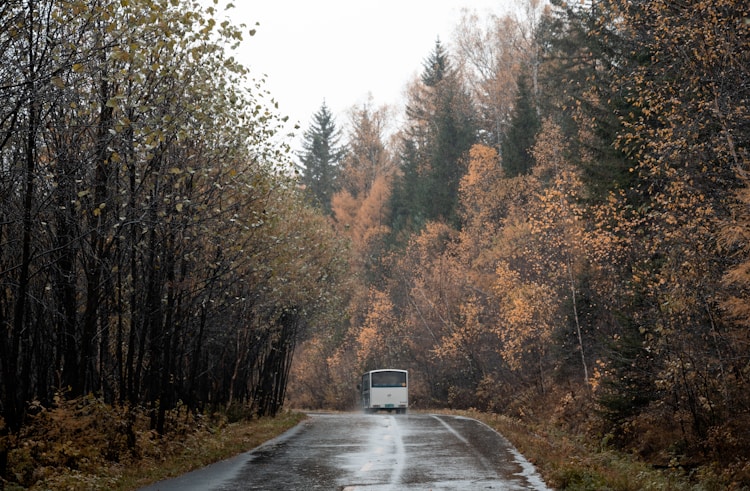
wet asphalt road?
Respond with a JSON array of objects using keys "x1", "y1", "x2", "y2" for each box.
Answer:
[{"x1": 140, "y1": 412, "x2": 551, "y2": 490}]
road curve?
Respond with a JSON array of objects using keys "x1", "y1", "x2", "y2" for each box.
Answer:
[{"x1": 140, "y1": 412, "x2": 551, "y2": 490}]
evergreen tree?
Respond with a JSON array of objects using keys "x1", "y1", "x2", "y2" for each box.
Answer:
[
  {"x1": 389, "y1": 40, "x2": 477, "y2": 243},
  {"x1": 500, "y1": 71, "x2": 540, "y2": 177},
  {"x1": 421, "y1": 37, "x2": 449, "y2": 87},
  {"x1": 298, "y1": 102, "x2": 346, "y2": 214},
  {"x1": 389, "y1": 138, "x2": 423, "y2": 243},
  {"x1": 536, "y1": 0, "x2": 635, "y2": 199}
]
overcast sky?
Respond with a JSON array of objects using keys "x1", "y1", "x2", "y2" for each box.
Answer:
[{"x1": 211, "y1": 1, "x2": 518, "y2": 146}]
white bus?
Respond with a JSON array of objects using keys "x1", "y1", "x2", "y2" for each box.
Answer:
[{"x1": 359, "y1": 369, "x2": 408, "y2": 414}]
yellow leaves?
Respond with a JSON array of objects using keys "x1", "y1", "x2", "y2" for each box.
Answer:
[
  {"x1": 110, "y1": 47, "x2": 131, "y2": 63},
  {"x1": 489, "y1": 256, "x2": 559, "y2": 370},
  {"x1": 434, "y1": 296, "x2": 486, "y2": 362},
  {"x1": 460, "y1": 144, "x2": 513, "y2": 230},
  {"x1": 51, "y1": 76, "x2": 65, "y2": 89},
  {"x1": 355, "y1": 288, "x2": 399, "y2": 367},
  {"x1": 462, "y1": 144, "x2": 499, "y2": 187}
]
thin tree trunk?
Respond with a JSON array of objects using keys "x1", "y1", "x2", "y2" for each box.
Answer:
[{"x1": 567, "y1": 255, "x2": 588, "y2": 385}]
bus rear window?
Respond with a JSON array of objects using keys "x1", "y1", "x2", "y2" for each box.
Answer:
[{"x1": 371, "y1": 371, "x2": 406, "y2": 387}]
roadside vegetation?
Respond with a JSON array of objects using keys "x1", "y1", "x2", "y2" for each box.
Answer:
[
  {"x1": 484, "y1": 410, "x2": 701, "y2": 491},
  {"x1": 458, "y1": 401, "x2": 739, "y2": 491},
  {"x1": 422, "y1": 403, "x2": 736, "y2": 490},
  {"x1": 4, "y1": 398, "x2": 735, "y2": 491},
  {"x1": 2, "y1": 395, "x2": 305, "y2": 490}
]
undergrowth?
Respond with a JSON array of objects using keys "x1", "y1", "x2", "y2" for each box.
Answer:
[
  {"x1": 1, "y1": 394, "x2": 305, "y2": 490},
  {"x1": 447, "y1": 404, "x2": 749, "y2": 491}
]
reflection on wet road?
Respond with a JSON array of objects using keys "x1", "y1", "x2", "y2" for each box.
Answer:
[{"x1": 141, "y1": 413, "x2": 551, "y2": 490}]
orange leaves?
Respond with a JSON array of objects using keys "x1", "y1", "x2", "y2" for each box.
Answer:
[
  {"x1": 459, "y1": 144, "x2": 504, "y2": 225},
  {"x1": 492, "y1": 259, "x2": 556, "y2": 370},
  {"x1": 356, "y1": 325, "x2": 384, "y2": 369},
  {"x1": 618, "y1": 0, "x2": 748, "y2": 180},
  {"x1": 331, "y1": 189, "x2": 359, "y2": 230},
  {"x1": 462, "y1": 144, "x2": 499, "y2": 188},
  {"x1": 719, "y1": 173, "x2": 750, "y2": 328},
  {"x1": 526, "y1": 121, "x2": 586, "y2": 279},
  {"x1": 332, "y1": 173, "x2": 392, "y2": 277},
  {"x1": 355, "y1": 288, "x2": 402, "y2": 370}
]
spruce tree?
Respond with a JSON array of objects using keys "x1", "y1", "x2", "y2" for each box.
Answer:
[
  {"x1": 421, "y1": 38, "x2": 449, "y2": 87},
  {"x1": 298, "y1": 102, "x2": 346, "y2": 214},
  {"x1": 500, "y1": 71, "x2": 540, "y2": 177},
  {"x1": 389, "y1": 40, "x2": 477, "y2": 243},
  {"x1": 536, "y1": 1, "x2": 635, "y2": 199}
]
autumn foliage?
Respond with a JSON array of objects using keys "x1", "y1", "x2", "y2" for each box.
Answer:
[
  {"x1": 1, "y1": 0, "x2": 749, "y2": 488},
  {"x1": 288, "y1": 0, "x2": 750, "y2": 485}
]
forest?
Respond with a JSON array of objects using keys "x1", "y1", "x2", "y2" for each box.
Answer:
[
  {"x1": 289, "y1": 0, "x2": 749, "y2": 484},
  {"x1": 0, "y1": 0, "x2": 353, "y2": 481},
  {"x1": 0, "y1": 0, "x2": 748, "y2": 488}
]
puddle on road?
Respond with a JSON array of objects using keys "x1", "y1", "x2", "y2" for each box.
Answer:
[
  {"x1": 337, "y1": 414, "x2": 551, "y2": 491},
  {"x1": 339, "y1": 478, "x2": 532, "y2": 490}
]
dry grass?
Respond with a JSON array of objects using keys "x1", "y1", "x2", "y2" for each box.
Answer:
[
  {"x1": 114, "y1": 410, "x2": 306, "y2": 491},
  {"x1": 445, "y1": 408, "x2": 741, "y2": 491},
  {"x1": 2, "y1": 395, "x2": 306, "y2": 491}
]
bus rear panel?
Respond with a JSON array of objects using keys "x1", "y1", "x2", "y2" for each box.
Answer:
[{"x1": 360, "y1": 369, "x2": 408, "y2": 414}]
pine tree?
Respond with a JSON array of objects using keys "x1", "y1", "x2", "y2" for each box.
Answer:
[
  {"x1": 298, "y1": 102, "x2": 346, "y2": 214},
  {"x1": 389, "y1": 138, "x2": 423, "y2": 243}
]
